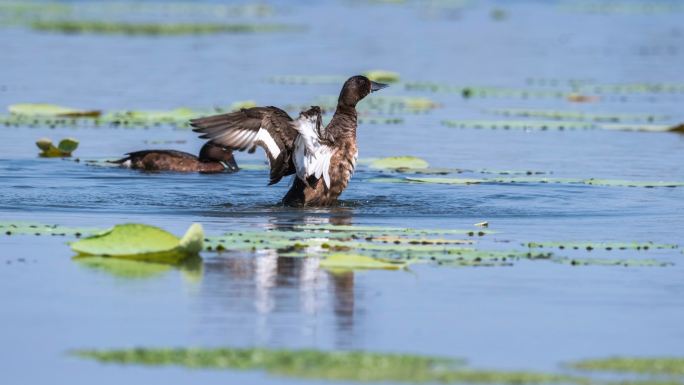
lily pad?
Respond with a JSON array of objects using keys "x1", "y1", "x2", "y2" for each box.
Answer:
[
  {"x1": 369, "y1": 156, "x2": 430, "y2": 170},
  {"x1": 70, "y1": 223, "x2": 204, "y2": 264},
  {"x1": 9, "y1": 103, "x2": 100, "y2": 117},
  {"x1": 0, "y1": 222, "x2": 99, "y2": 237},
  {"x1": 320, "y1": 253, "x2": 408, "y2": 270},
  {"x1": 363, "y1": 70, "x2": 400, "y2": 83}
]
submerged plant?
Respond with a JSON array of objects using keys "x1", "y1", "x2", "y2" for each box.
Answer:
[{"x1": 36, "y1": 137, "x2": 79, "y2": 157}]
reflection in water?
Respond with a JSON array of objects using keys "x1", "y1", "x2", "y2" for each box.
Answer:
[{"x1": 197, "y1": 213, "x2": 360, "y2": 348}]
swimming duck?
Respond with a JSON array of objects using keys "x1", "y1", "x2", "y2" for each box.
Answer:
[
  {"x1": 112, "y1": 141, "x2": 238, "y2": 173},
  {"x1": 190, "y1": 75, "x2": 388, "y2": 206}
]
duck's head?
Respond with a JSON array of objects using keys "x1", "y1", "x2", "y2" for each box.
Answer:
[
  {"x1": 199, "y1": 142, "x2": 238, "y2": 171},
  {"x1": 338, "y1": 75, "x2": 388, "y2": 107}
]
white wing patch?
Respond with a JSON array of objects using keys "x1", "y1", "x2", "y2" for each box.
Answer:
[
  {"x1": 293, "y1": 115, "x2": 333, "y2": 189},
  {"x1": 255, "y1": 128, "x2": 281, "y2": 160}
]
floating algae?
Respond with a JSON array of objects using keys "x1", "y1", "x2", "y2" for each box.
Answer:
[
  {"x1": 30, "y1": 20, "x2": 302, "y2": 36},
  {"x1": 72, "y1": 346, "x2": 586, "y2": 384},
  {"x1": 485, "y1": 108, "x2": 669, "y2": 124},
  {"x1": 570, "y1": 357, "x2": 684, "y2": 375},
  {"x1": 0, "y1": 221, "x2": 100, "y2": 237},
  {"x1": 369, "y1": 176, "x2": 684, "y2": 188}
]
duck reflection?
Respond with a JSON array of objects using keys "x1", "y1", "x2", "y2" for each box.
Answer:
[{"x1": 198, "y1": 212, "x2": 359, "y2": 347}]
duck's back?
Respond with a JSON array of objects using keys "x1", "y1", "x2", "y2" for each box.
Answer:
[{"x1": 115, "y1": 150, "x2": 222, "y2": 173}]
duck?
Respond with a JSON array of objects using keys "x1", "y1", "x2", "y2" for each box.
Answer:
[
  {"x1": 190, "y1": 75, "x2": 388, "y2": 206},
  {"x1": 112, "y1": 141, "x2": 238, "y2": 173}
]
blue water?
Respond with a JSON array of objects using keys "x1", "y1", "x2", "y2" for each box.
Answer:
[{"x1": 1, "y1": 1, "x2": 683, "y2": 384}]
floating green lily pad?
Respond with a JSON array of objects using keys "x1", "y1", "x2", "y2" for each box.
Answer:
[
  {"x1": 570, "y1": 357, "x2": 684, "y2": 375},
  {"x1": 363, "y1": 70, "x2": 400, "y2": 83},
  {"x1": 0, "y1": 222, "x2": 99, "y2": 237},
  {"x1": 369, "y1": 156, "x2": 430, "y2": 170},
  {"x1": 70, "y1": 223, "x2": 203, "y2": 264},
  {"x1": 320, "y1": 253, "x2": 408, "y2": 270},
  {"x1": 9, "y1": 103, "x2": 100, "y2": 117}
]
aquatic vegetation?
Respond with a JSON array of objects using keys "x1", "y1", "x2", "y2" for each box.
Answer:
[
  {"x1": 486, "y1": 108, "x2": 669, "y2": 123},
  {"x1": 0, "y1": 222, "x2": 99, "y2": 237},
  {"x1": 363, "y1": 70, "x2": 400, "y2": 83},
  {"x1": 527, "y1": 242, "x2": 678, "y2": 251},
  {"x1": 0, "y1": 104, "x2": 253, "y2": 129},
  {"x1": 0, "y1": 1, "x2": 274, "y2": 22},
  {"x1": 371, "y1": 176, "x2": 684, "y2": 188},
  {"x1": 570, "y1": 357, "x2": 684, "y2": 375},
  {"x1": 554, "y1": 258, "x2": 672, "y2": 267},
  {"x1": 2, "y1": 219, "x2": 674, "y2": 270},
  {"x1": 72, "y1": 346, "x2": 588, "y2": 384},
  {"x1": 320, "y1": 253, "x2": 408, "y2": 270},
  {"x1": 30, "y1": 20, "x2": 302, "y2": 36},
  {"x1": 70, "y1": 223, "x2": 203, "y2": 264},
  {"x1": 442, "y1": 120, "x2": 597, "y2": 131},
  {"x1": 369, "y1": 156, "x2": 430, "y2": 170},
  {"x1": 292, "y1": 224, "x2": 494, "y2": 236},
  {"x1": 9, "y1": 103, "x2": 100, "y2": 118},
  {"x1": 36, "y1": 137, "x2": 78, "y2": 157},
  {"x1": 298, "y1": 95, "x2": 440, "y2": 115}
]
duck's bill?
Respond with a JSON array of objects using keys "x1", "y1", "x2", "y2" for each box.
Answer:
[
  {"x1": 220, "y1": 158, "x2": 239, "y2": 172},
  {"x1": 370, "y1": 81, "x2": 389, "y2": 92}
]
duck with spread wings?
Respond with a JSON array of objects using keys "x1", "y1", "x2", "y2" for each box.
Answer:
[{"x1": 190, "y1": 75, "x2": 388, "y2": 207}]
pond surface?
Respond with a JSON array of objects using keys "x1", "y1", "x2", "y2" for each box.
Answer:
[{"x1": 1, "y1": 1, "x2": 683, "y2": 384}]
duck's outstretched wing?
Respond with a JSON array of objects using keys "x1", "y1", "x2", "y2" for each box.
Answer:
[
  {"x1": 292, "y1": 106, "x2": 334, "y2": 189},
  {"x1": 190, "y1": 107, "x2": 297, "y2": 185}
]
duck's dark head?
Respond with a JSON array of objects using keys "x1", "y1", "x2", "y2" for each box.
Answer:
[
  {"x1": 199, "y1": 142, "x2": 238, "y2": 171},
  {"x1": 338, "y1": 75, "x2": 388, "y2": 107}
]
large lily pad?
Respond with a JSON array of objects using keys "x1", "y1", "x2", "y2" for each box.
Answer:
[
  {"x1": 70, "y1": 223, "x2": 204, "y2": 264},
  {"x1": 320, "y1": 253, "x2": 408, "y2": 270}
]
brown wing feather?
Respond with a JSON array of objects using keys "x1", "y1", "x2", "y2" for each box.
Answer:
[{"x1": 190, "y1": 106, "x2": 297, "y2": 185}]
